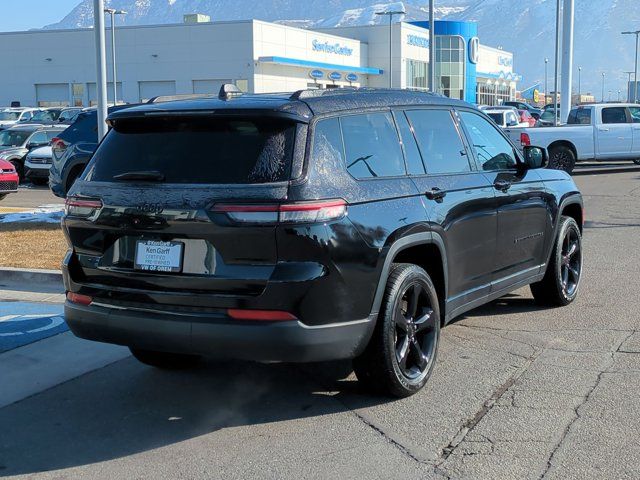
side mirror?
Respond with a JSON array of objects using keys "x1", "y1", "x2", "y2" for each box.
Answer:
[
  {"x1": 522, "y1": 146, "x2": 548, "y2": 169},
  {"x1": 27, "y1": 141, "x2": 47, "y2": 150}
]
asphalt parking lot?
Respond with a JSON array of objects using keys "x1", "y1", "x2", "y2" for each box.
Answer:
[{"x1": 1, "y1": 170, "x2": 639, "y2": 479}]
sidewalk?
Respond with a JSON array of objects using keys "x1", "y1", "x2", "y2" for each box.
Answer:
[{"x1": 0, "y1": 278, "x2": 129, "y2": 408}]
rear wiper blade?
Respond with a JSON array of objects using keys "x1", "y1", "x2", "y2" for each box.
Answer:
[{"x1": 113, "y1": 170, "x2": 165, "y2": 182}]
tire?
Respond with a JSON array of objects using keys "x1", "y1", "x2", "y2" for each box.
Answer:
[
  {"x1": 129, "y1": 348, "x2": 201, "y2": 369},
  {"x1": 633, "y1": 159, "x2": 640, "y2": 165},
  {"x1": 9, "y1": 160, "x2": 24, "y2": 181},
  {"x1": 548, "y1": 145, "x2": 576, "y2": 174},
  {"x1": 531, "y1": 216, "x2": 583, "y2": 306},
  {"x1": 0, "y1": 194, "x2": 6, "y2": 201},
  {"x1": 353, "y1": 263, "x2": 440, "y2": 398}
]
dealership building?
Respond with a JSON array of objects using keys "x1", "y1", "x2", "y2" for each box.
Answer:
[{"x1": 0, "y1": 17, "x2": 519, "y2": 107}]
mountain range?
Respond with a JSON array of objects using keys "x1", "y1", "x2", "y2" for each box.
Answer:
[{"x1": 43, "y1": 0, "x2": 640, "y2": 98}]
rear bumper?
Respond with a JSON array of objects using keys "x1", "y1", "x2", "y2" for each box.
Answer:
[{"x1": 64, "y1": 301, "x2": 376, "y2": 363}]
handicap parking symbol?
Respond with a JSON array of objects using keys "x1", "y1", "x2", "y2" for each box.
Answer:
[{"x1": 0, "y1": 303, "x2": 67, "y2": 353}]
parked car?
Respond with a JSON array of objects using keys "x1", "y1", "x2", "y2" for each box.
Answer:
[
  {"x1": 485, "y1": 108, "x2": 527, "y2": 128},
  {"x1": 503, "y1": 101, "x2": 542, "y2": 119},
  {"x1": 0, "y1": 125, "x2": 66, "y2": 179},
  {"x1": 506, "y1": 103, "x2": 640, "y2": 172},
  {"x1": 0, "y1": 108, "x2": 39, "y2": 130},
  {"x1": 24, "y1": 146, "x2": 53, "y2": 185},
  {"x1": 62, "y1": 87, "x2": 584, "y2": 398},
  {"x1": 24, "y1": 107, "x2": 83, "y2": 126},
  {"x1": 518, "y1": 109, "x2": 537, "y2": 127},
  {"x1": 0, "y1": 158, "x2": 19, "y2": 201},
  {"x1": 50, "y1": 106, "x2": 131, "y2": 197}
]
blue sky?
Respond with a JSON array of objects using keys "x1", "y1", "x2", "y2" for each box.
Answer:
[{"x1": 0, "y1": 0, "x2": 80, "y2": 32}]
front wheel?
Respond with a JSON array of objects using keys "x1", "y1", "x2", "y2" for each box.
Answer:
[
  {"x1": 353, "y1": 263, "x2": 440, "y2": 398},
  {"x1": 531, "y1": 216, "x2": 582, "y2": 306},
  {"x1": 0, "y1": 194, "x2": 6, "y2": 201},
  {"x1": 548, "y1": 145, "x2": 576, "y2": 174},
  {"x1": 130, "y1": 348, "x2": 201, "y2": 369}
]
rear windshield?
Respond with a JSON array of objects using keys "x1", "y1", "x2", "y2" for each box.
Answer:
[
  {"x1": 86, "y1": 116, "x2": 296, "y2": 184},
  {"x1": 567, "y1": 108, "x2": 591, "y2": 125},
  {"x1": 487, "y1": 113, "x2": 504, "y2": 124}
]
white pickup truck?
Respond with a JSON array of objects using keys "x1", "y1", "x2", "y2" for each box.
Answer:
[{"x1": 505, "y1": 103, "x2": 640, "y2": 173}]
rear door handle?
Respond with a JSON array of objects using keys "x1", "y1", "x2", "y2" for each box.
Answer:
[
  {"x1": 598, "y1": 128, "x2": 610, "y2": 132},
  {"x1": 425, "y1": 187, "x2": 446, "y2": 202},
  {"x1": 494, "y1": 180, "x2": 512, "y2": 192}
]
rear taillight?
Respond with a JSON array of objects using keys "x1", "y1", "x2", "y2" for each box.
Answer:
[
  {"x1": 213, "y1": 199, "x2": 347, "y2": 225},
  {"x1": 64, "y1": 197, "x2": 103, "y2": 218},
  {"x1": 227, "y1": 309, "x2": 297, "y2": 321},
  {"x1": 520, "y1": 132, "x2": 531, "y2": 147},
  {"x1": 51, "y1": 137, "x2": 68, "y2": 152},
  {"x1": 67, "y1": 292, "x2": 93, "y2": 306}
]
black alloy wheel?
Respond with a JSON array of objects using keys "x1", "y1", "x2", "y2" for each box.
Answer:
[
  {"x1": 531, "y1": 216, "x2": 582, "y2": 306},
  {"x1": 548, "y1": 146, "x2": 576, "y2": 174},
  {"x1": 559, "y1": 224, "x2": 582, "y2": 298},
  {"x1": 393, "y1": 283, "x2": 437, "y2": 381},
  {"x1": 353, "y1": 263, "x2": 440, "y2": 398}
]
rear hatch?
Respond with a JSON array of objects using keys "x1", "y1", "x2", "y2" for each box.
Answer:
[{"x1": 64, "y1": 112, "x2": 303, "y2": 300}]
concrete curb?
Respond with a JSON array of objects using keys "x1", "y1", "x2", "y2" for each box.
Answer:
[
  {"x1": 572, "y1": 165, "x2": 640, "y2": 176},
  {"x1": 0, "y1": 267, "x2": 63, "y2": 286}
]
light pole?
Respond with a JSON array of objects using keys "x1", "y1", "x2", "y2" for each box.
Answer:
[
  {"x1": 93, "y1": 0, "x2": 108, "y2": 139},
  {"x1": 577, "y1": 66, "x2": 581, "y2": 102},
  {"x1": 544, "y1": 58, "x2": 549, "y2": 103},
  {"x1": 376, "y1": 9, "x2": 405, "y2": 89},
  {"x1": 622, "y1": 30, "x2": 640, "y2": 103},
  {"x1": 428, "y1": 0, "x2": 435, "y2": 94},
  {"x1": 601, "y1": 72, "x2": 606, "y2": 102},
  {"x1": 552, "y1": 0, "x2": 561, "y2": 125},
  {"x1": 105, "y1": 8, "x2": 127, "y2": 105}
]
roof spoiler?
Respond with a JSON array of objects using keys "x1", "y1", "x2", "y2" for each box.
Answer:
[{"x1": 218, "y1": 83, "x2": 243, "y2": 100}]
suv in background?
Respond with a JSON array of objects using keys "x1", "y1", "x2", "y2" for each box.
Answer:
[
  {"x1": 0, "y1": 108, "x2": 39, "y2": 130},
  {"x1": 25, "y1": 107, "x2": 83, "y2": 126},
  {"x1": 62, "y1": 88, "x2": 584, "y2": 397},
  {"x1": 49, "y1": 106, "x2": 131, "y2": 197},
  {"x1": 0, "y1": 125, "x2": 66, "y2": 179}
]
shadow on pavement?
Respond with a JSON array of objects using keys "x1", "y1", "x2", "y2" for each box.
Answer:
[{"x1": 0, "y1": 357, "x2": 386, "y2": 476}]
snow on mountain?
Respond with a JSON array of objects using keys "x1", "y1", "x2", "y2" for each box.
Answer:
[{"x1": 43, "y1": 0, "x2": 639, "y2": 97}]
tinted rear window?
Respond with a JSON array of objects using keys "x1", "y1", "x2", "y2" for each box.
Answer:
[
  {"x1": 487, "y1": 113, "x2": 504, "y2": 124},
  {"x1": 567, "y1": 108, "x2": 591, "y2": 125},
  {"x1": 86, "y1": 116, "x2": 296, "y2": 184}
]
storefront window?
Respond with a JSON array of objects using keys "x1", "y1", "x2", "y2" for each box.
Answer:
[
  {"x1": 406, "y1": 60, "x2": 428, "y2": 90},
  {"x1": 475, "y1": 82, "x2": 514, "y2": 106},
  {"x1": 435, "y1": 36, "x2": 464, "y2": 100}
]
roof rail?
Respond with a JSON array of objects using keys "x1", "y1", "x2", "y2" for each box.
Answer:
[
  {"x1": 219, "y1": 83, "x2": 243, "y2": 100},
  {"x1": 147, "y1": 93, "x2": 213, "y2": 104},
  {"x1": 289, "y1": 87, "x2": 443, "y2": 101}
]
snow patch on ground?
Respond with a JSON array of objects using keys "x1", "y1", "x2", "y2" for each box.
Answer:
[{"x1": 0, "y1": 205, "x2": 63, "y2": 224}]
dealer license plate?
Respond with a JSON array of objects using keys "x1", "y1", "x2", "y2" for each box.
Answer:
[{"x1": 134, "y1": 240, "x2": 184, "y2": 273}]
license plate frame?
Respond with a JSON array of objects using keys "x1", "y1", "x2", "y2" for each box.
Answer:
[{"x1": 134, "y1": 240, "x2": 184, "y2": 273}]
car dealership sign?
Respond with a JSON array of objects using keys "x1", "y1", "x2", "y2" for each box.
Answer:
[{"x1": 312, "y1": 39, "x2": 354, "y2": 56}]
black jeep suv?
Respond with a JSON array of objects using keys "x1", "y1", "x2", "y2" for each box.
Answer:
[{"x1": 62, "y1": 88, "x2": 583, "y2": 397}]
